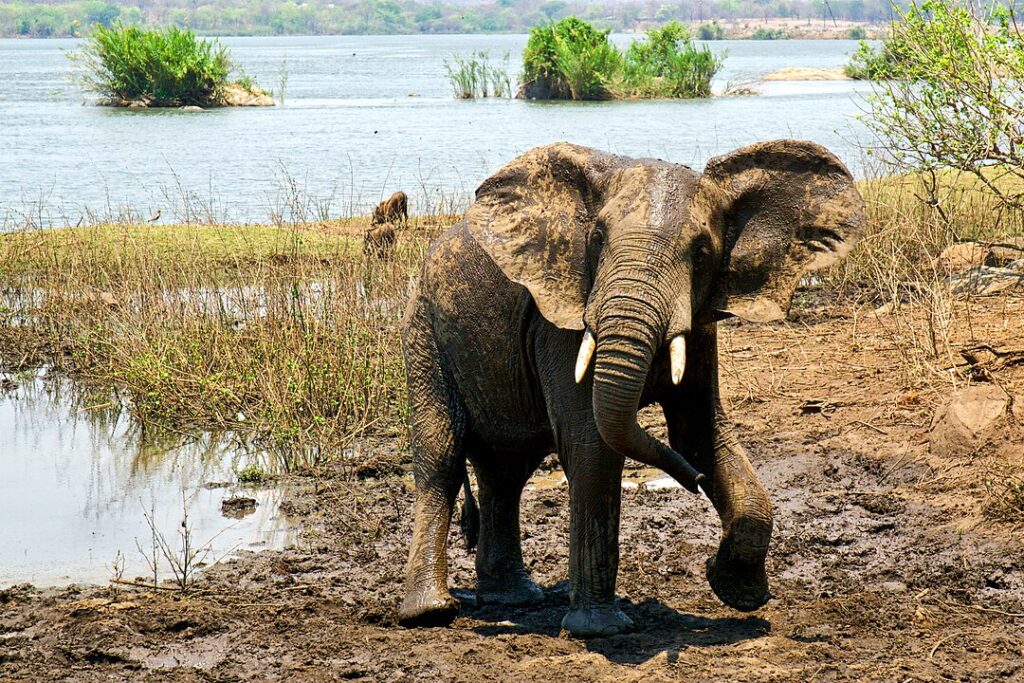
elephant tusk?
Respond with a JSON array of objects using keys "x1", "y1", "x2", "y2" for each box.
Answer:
[
  {"x1": 669, "y1": 335, "x2": 686, "y2": 385},
  {"x1": 574, "y1": 329, "x2": 596, "y2": 383}
]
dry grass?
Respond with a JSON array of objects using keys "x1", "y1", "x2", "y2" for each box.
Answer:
[
  {"x1": 819, "y1": 168, "x2": 1024, "y2": 388},
  {"x1": 0, "y1": 218, "x2": 455, "y2": 468}
]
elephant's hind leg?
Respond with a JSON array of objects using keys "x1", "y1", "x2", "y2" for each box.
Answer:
[
  {"x1": 473, "y1": 455, "x2": 545, "y2": 606},
  {"x1": 398, "y1": 309, "x2": 467, "y2": 627}
]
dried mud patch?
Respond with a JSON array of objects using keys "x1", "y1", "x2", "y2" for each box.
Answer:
[{"x1": 2, "y1": 296, "x2": 1023, "y2": 682}]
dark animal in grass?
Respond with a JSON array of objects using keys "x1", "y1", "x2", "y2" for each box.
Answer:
[
  {"x1": 397, "y1": 141, "x2": 866, "y2": 637},
  {"x1": 373, "y1": 191, "x2": 408, "y2": 226},
  {"x1": 364, "y1": 191, "x2": 408, "y2": 260},
  {"x1": 364, "y1": 223, "x2": 396, "y2": 260}
]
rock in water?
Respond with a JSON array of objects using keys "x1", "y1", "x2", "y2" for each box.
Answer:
[{"x1": 221, "y1": 83, "x2": 274, "y2": 107}]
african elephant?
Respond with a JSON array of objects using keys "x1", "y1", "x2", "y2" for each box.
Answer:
[{"x1": 397, "y1": 141, "x2": 865, "y2": 637}]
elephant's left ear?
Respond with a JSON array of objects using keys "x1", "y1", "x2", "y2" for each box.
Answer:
[
  {"x1": 700, "y1": 140, "x2": 866, "y2": 323},
  {"x1": 464, "y1": 143, "x2": 616, "y2": 330}
]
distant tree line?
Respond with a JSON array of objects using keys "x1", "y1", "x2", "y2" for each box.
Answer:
[{"x1": 1, "y1": 0, "x2": 899, "y2": 38}]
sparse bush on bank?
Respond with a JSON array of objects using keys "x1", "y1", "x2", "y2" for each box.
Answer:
[
  {"x1": 519, "y1": 17, "x2": 721, "y2": 100},
  {"x1": 750, "y1": 27, "x2": 789, "y2": 39},
  {"x1": 697, "y1": 21, "x2": 726, "y2": 40},
  {"x1": 69, "y1": 24, "x2": 269, "y2": 107},
  {"x1": 443, "y1": 51, "x2": 512, "y2": 99}
]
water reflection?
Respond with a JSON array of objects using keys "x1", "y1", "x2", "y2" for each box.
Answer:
[{"x1": 0, "y1": 370, "x2": 295, "y2": 587}]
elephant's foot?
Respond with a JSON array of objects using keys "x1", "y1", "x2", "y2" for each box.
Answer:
[
  {"x1": 706, "y1": 556, "x2": 770, "y2": 612},
  {"x1": 398, "y1": 586, "x2": 460, "y2": 627},
  {"x1": 561, "y1": 604, "x2": 633, "y2": 638},
  {"x1": 476, "y1": 571, "x2": 545, "y2": 606}
]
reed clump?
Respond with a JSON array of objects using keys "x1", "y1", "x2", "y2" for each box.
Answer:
[
  {"x1": 519, "y1": 18, "x2": 721, "y2": 100},
  {"x1": 444, "y1": 51, "x2": 512, "y2": 99}
]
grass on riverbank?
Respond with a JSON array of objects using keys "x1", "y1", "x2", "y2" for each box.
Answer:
[
  {"x1": 0, "y1": 218, "x2": 453, "y2": 467},
  {"x1": 0, "y1": 172, "x2": 1020, "y2": 468}
]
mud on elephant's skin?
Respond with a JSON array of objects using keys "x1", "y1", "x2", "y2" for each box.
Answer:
[{"x1": 398, "y1": 141, "x2": 866, "y2": 637}]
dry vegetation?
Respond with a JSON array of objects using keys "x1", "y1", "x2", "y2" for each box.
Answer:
[{"x1": 0, "y1": 217, "x2": 452, "y2": 469}]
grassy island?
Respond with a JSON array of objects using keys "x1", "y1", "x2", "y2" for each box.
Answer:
[
  {"x1": 518, "y1": 18, "x2": 721, "y2": 100},
  {"x1": 70, "y1": 24, "x2": 271, "y2": 108}
]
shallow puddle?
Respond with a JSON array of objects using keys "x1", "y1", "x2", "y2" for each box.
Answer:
[{"x1": 0, "y1": 370, "x2": 295, "y2": 587}]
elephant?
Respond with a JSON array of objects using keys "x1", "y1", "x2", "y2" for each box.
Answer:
[
  {"x1": 372, "y1": 191, "x2": 409, "y2": 226},
  {"x1": 397, "y1": 141, "x2": 865, "y2": 638}
]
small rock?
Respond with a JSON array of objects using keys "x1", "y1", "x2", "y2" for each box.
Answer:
[
  {"x1": 937, "y1": 242, "x2": 992, "y2": 272},
  {"x1": 929, "y1": 385, "x2": 1010, "y2": 457},
  {"x1": 180, "y1": 105, "x2": 203, "y2": 112},
  {"x1": 221, "y1": 83, "x2": 274, "y2": 107},
  {"x1": 949, "y1": 260, "x2": 1024, "y2": 295},
  {"x1": 880, "y1": 580, "x2": 908, "y2": 593}
]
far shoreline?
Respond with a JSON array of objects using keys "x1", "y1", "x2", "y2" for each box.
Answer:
[{"x1": 0, "y1": 18, "x2": 882, "y2": 41}]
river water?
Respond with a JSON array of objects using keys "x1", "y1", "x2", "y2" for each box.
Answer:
[
  {"x1": 0, "y1": 371, "x2": 293, "y2": 587},
  {"x1": 0, "y1": 35, "x2": 873, "y2": 225}
]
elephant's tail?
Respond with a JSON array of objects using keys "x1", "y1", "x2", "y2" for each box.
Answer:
[{"x1": 459, "y1": 473, "x2": 479, "y2": 551}]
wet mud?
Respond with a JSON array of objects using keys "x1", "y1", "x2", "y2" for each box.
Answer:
[{"x1": 2, "y1": 295, "x2": 1023, "y2": 682}]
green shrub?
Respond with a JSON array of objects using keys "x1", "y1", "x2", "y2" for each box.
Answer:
[
  {"x1": 521, "y1": 17, "x2": 619, "y2": 99},
  {"x1": 696, "y1": 21, "x2": 725, "y2": 40},
  {"x1": 520, "y1": 17, "x2": 720, "y2": 100},
  {"x1": 858, "y1": 0, "x2": 1024, "y2": 210},
  {"x1": 69, "y1": 24, "x2": 254, "y2": 107},
  {"x1": 623, "y1": 22, "x2": 721, "y2": 98},
  {"x1": 843, "y1": 39, "x2": 900, "y2": 79},
  {"x1": 847, "y1": 25, "x2": 868, "y2": 39},
  {"x1": 750, "y1": 27, "x2": 790, "y2": 40}
]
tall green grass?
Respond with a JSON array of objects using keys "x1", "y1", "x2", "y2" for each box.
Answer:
[
  {"x1": 69, "y1": 24, "x2": 252, "y2": 107},
  {"x1": 443, "y1": 51, "x2": 512, "y2": 99},
  {"x1": 519, "y1": 18, "x2": 721, "y2": 100}
]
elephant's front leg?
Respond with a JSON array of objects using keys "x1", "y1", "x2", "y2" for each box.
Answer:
[
  {"x1": 558, "y1": 433, "x2": 633, "y2": 637},
  {"x1": 663, "y1": 323, "x2": 772, "y2": 612}
]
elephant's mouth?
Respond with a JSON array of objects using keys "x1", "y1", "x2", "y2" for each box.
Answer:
[{"x1": 579, "y1": 316, "x2": 703, "y2": 494}]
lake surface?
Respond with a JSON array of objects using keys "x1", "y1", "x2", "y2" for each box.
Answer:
[
  {"x1": 0, "y1": 370, "x2": 293, "y2": 587},
  {"x1": 0, "y1": 35, "x2": 874, "y2": 226}
]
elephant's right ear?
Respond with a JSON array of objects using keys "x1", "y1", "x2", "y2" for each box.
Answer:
[{"x1": 465, "y1": 143, "x2": 611, "y2": 330}]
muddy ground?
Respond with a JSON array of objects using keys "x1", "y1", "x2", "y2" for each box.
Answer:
[{"x1": 2, "y1": 293, "x2": 1023, "y2": 682}]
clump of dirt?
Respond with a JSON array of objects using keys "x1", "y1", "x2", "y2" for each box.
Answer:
[{"x1": 2, "y1": 295, "x2": 1023, "y2": 682}]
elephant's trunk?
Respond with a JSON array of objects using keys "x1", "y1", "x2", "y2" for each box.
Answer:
[{"x1": 591, "y1": 293, "x2": 703, "y2": 493}]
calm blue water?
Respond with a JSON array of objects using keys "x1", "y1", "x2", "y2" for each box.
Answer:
[{"x1": 0, "y1": 35, "x2": 873, "y2": 225}]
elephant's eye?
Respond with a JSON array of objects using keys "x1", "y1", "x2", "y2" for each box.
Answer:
[
  {"x1": 692, "y1": 237, "x2": 712, "y2": 267},
  {"x1": 590, "y1": 225, "x2": 606, "y2": 247}
]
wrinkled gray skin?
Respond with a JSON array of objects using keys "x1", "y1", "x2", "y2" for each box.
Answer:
[{"x1": 397, "y1": 141, "x2": 866, "y2": 638}]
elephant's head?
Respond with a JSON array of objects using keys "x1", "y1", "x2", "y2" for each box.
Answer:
[{"x1": 465, "y1": 141, "x2": 865, "y2": 485}]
